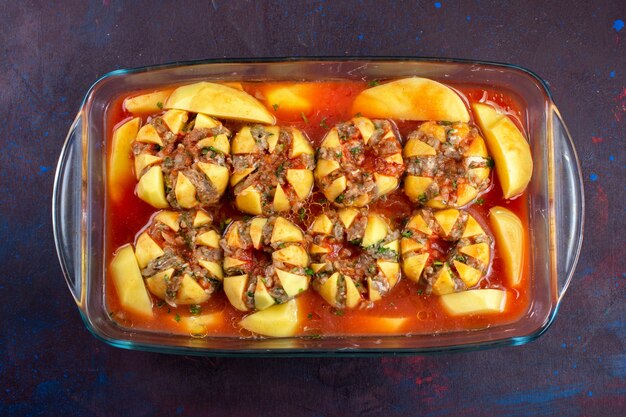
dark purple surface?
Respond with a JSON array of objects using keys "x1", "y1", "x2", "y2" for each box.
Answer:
[{"x1": 1, "y1": 1, "x2": 625, "y2": 416}]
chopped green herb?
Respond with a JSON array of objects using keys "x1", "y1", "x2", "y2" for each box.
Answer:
[
  {"x1": 305, "y1": 267, "x2": 314, "y2": 276},
  {"x1": 299, "y1": 208, "x2": 306, "y2": 222},
  {"x1": 455, "y1": 255, "x2": 467, "y2": 263},
  {"x1": 418, "y1": 193, "x2": 428, "y2": 204},
  {"x1": 247, "y1": 291, "x2": 255, "y2": 298},
  {"x1": 486, "y1": 157, "x2": 495, "y2": 168},
  {"x1": 349, "y1": 238, "x2": 361, "y2": 245},
  {"x1": 319, "y1": 117, "x2": 329, "y2": 129},
  {"x1": 174, "y1": 314, "x2": 181, "y2": 322},
  {"x1": 350, "y1": 146, "x2": 361, "y2": 155},
  {"x1": 156, "y1": 300, "x2": 165, "y2": 307},
  {"x1": 417, "y1": 289, "x2": 424, "y2": 295},
  {"x1": 189, "y1": 305, "x2": 201, "y2": 315},
  {"x1": 308, "y1": 333, "x2": 323, "y2": 339},
  {"x1": 272, "y1": 103, "x2": 279, "y2": 111},
  {"x1": 307, "y1": 313, "x2": 313, "y2": 320},
  {"x1": 276, "y1": 163, "x2": 285, "y2": 176},
  {"x1": 452, "y1": 179, "x2": 457, "y2": 189},
  {"x1": 439, "y1": 121, "x2": 454, "y2": 126},
  {"x1": 433, "y1": 260, "x2": 443, "y2": 266},
  {"x1": 156, "y1": 101, "x2": 163, "y2": 109},
  {"x1": 354, "y1": 112, "x2": 363, "y2": 118},
  {"x1": 401, "y1": 230, "x2": 413, "y2": 238},
  {"x1": 476, "y1": 198, "x2": 485, "y2": 205},
  {"x1": 333, "y1": 309, "x2": 345, "y2": 316},
  {"x1": 301, "y1": 112, "x2": 309, "y2": 124},
  {"x1": 335, "y1": 151, "x2": 342, "y2": 158},
  {"x1": 368, "y1": 80, "x2": 380, "y2": 87},
  {"x1": 335, "y1": 194, "x2": 345, "y2": 203}
]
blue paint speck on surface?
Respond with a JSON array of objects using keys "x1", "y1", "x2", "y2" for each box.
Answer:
[
  {"x1": 561, "y1": 343, "x2": 567, "y2": 348},
  {"x1": 357, "y1": 33, "x2": 364, "y2": 40},
  {"x1": 588, "y1": 390, "x2": 593, "y2": 397},
  {"x1": 466, "y1": 15, "x2": 471, "y2": 21},
  {"x1": 590, "y1": 173, "x2": 598, "y2": 181},
  {"x1": 39, "y1": 166, "x2": 49, "y2": 173},
  {"x1": 415, "y1": 35, "x2": 420, "y2": 42},
  {"x1": 609, "y1": 155, "x2": 614, "y2": 161},
  {"x1": 613, "y1": 19, "x2": 624, "y2": 32},
  {"x1": 610, "y1": 70, "x2": 615, "y2": 78},
  {"x1": 434, "y1": 2, "x2": 442, "y2": 8}
]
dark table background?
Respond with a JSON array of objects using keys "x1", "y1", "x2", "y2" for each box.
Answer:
[{"x1": 1, "y1": 1, "x2": 624, "y2": 416}]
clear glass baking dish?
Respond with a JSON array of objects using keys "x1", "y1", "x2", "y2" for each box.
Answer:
[{"x1": 53, "y1": 58, "x2": 583, "y2": 355}]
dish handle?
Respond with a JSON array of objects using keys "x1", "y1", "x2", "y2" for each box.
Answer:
[
  {"x1": 551, "y1": 105, "x2": 584, "y2": 304},
  {"x1": 52, "y1": 112, "x2": 85, "y2": 306}
]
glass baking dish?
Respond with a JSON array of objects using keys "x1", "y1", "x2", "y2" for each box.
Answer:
[{"x1": 53, "y1": 58, "x2": 583, "y2": 355}]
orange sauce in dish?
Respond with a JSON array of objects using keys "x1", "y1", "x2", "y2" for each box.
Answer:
[{"x1": 105, "y1": 80, "x2": 531, "y2": 337}]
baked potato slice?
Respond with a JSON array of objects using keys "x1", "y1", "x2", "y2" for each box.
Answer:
[
  {"x1": 165, "y1": 81, "x2": 275, "y2": 125},
  {"x1": 472, "y1": 103, "x2": 533, "y2": 198},
  {"x1": 109, "y1": 245, "x2": 153, "y2": 318},
  {"x1": 352, "y1": 77, "x2": 470, "y2": 122}
]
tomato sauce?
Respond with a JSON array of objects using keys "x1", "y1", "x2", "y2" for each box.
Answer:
[{"x1": 105, "y1": 80, "x2": 531, "y2": 337}]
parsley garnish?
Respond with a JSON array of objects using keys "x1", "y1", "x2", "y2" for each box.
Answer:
[
  {"x1": 247, "y1": 291, "x2": 255, "y2": 298},
  {"x1": 307, "y1": 313, "x2": 313, "y2": 320},
  {"x1": 319, "y1": 117, "x2": 329, "y2": 129},
  {"x1": 350, "y1": 146, "x2": 361, "y2": 155},
  {"x1": 301, "y1": 112, "x2": 309, "y2": 124},
  {"x1": 486, "y1": 157, "x2": 495, "y2": 168},
  {"x1": 156, "y1": 101, "x2": 163, "y2": 109},
  {"x1": 418, "y1": 193, "x2": 428, "y2": 204},
  {"x1": 299, "y1": 208, "x2": 306, "y2": 222},
  {"x1": 368, "y1": 80, "x2": 380, "y2": 87},
  {"x1": 433, "y1": 260, "x2": 443, "y2": 266},
  {"x1": 333, "y1": 309, "x2": 345, "y2": 316},
  {"x1": 272, "y1": 103, "x2": 279, "y2": 111},
  {"x1": 401, "y1": 230, "x2": 413, "y2": 238},
  {"x1": 476, "y1": 197, "x2": 485, "y2": 205},
  {"x1": 335, "y1": 194, "x2": 345, "y2": 203},
  {"x1": 354, "y1": 112, "x2": 363, "y2": 118},
  {"x1": 189, "y1": 305, "x2": 201, "y2": 315},
  {"x1": 276, "y1": 163, "x2": 285, "y2": 176},
  {"x1": 305, "y1": 267, "x2": 314, "y2": 276},
  {"x1": 174, "y1": 314, "x2": 181, "y2": 322}
]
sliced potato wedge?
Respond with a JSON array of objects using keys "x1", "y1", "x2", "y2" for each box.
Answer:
[
  {"x1": 110, "y1": 245, "x2": 153, "y2": 318},
  {"x1": 109, "y1": 118, "x2": 140, "y2": 202},
  {"x1": 439, "y1": 289, "x2": 506, "y2": 316},
  {"x1": 472, "y1": 103, "x2": 533, "y2": 198},
  {"x1": 489, "y1": 206, "x2": 524, "y2": 287},
  {"x1": 352, "y1": 77, "x2": 470, "y2": 122},
  {"x1": 124, "y1": 90, "x2": 172, "y2": 114},
  {"x1": 165, "y1": 82, "x2": 275, "y2": 125},
  {"x1": 240, "y1": 299, "x2": 299, "y2": 337}
]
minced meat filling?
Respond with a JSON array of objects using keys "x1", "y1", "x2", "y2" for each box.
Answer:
[
  {"x1": 140, "y1": 210, "x2": 222, "y2": 306},
  {"x1": 402, "y1": 208, "x2": 492, "y2": 294},
  {"x1": 132, "y1": 114, "x2": 231, "y2": 208},
  {"x1": 232, "y1": 126, "x2": 315, "y2": 213},
  {"x1": 406, "y1": 122, "x2": 491, "y2": 206},
  {"x1": 309, "y1": 209, "x2": 399, "y2": 307},
  {"x1": 318, "y1": 119, "x2": 404, "y2": 206}
]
